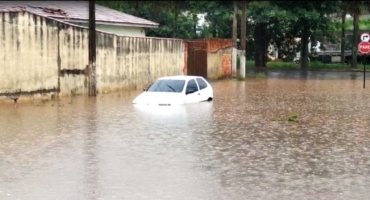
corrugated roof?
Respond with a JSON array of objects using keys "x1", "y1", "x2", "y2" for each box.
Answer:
[{"x1": 0, "y1": 1, "x2": 159, "y2": 28}]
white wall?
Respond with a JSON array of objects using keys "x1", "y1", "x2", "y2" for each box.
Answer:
[
  {"x1": 73, "y1": 22, "x2": 146, "y2": 37},
  {"x1": 0, "y1": 12, "x2": 184, "y2": 101}
]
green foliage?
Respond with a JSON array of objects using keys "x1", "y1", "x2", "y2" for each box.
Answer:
[
  {"x1": 96, "y1": 1, "x2": 370, "y2": 66},
  {"x1": 192, "y1": 1, "x2": 233, "y2": 38},
  {"x1": 343, "y1": 19, "x2": 370, "y2": 30},
  {"x1": 275, "y1": 1, "x2": 340, "y2": 55}
]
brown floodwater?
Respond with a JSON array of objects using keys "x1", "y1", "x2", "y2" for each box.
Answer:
[{"x1": 1, "y1": 73, "x2": 370, "y2": 200}]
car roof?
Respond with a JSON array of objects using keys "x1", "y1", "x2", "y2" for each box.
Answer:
[{"x1": 158, "y1": 75, "x2": 205, "y2": 81}]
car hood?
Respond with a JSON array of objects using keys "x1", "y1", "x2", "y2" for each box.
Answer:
[{"x1": 132, "y1": 92, "x2": 185, "y2": 105}]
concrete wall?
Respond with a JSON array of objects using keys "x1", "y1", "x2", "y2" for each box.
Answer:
[
  {"x1": 0, "y1": 11, "x2": 184, "y2": 100},
  {"x1": 72, "y1": 22, "x2": 146, "y2": 37},
  {"x1": 206, "y1": 39, "x2": 232, "y2": 79}
]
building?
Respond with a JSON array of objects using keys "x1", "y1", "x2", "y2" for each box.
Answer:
[
  {"x1": 0, "y1": 4, "x2": 231, "y2": 101},
  {"x1": 0, "y1": 1, "x2": 159, "y2": 37}
]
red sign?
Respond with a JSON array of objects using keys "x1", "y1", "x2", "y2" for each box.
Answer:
[{"x1": 358, "y1": 41, "x2": 370, "y2": 54}]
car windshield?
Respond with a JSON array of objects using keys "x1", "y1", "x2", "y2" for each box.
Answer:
[{"x1": 147, "y1": 79, "x2": 185, "y2": 93}]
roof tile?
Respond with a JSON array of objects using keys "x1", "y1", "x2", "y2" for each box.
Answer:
[{"x1": 0, "y1": 1, "x2": 159, "y2": 27}]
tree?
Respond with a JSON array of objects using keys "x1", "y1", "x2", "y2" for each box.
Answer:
[
  {"x1": 97, "y1": 1, "x2": 199, "y2": 39},
  {"x1": 192, "y1": 1, "x2": 233, "y2": 38},
  {"x1": 247, "y1": 1, "x2": 296, "y2": 67},
  {"x1": 345, "y1": 1, "x2": 362, "y2": 68},
  {"x1": 273, "y1": 1, "x2": 340, "y2": 68}
]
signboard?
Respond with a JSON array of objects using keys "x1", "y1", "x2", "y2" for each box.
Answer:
[
  {"x1": 359, "y1": 33, "x2": 370, "y2": 54},
  {"x1": 358, "y1": 42, "x2": 370, "y2": 54},
  {"x1": 358, "y1": 33, "x2": 370, "y2": 89},
  {"x1": 361, "y1": 33, "x2": 370, "y2": 42}
]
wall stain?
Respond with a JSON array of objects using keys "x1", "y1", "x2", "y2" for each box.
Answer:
[
  {"x1": 33, "y1": 15, "x2": 38, "y2": 39},
  {"x1": 0, "y1": 88, "x2": 58, "y2": 97},
  {"x1": 1, "y1": 13, "x2": 5, "y2": 41},
  {"x1": 60, "y1": 69, "x2": 85, "y2": 77},
  {"x1": 8, "y1": 12, "x2": 17, "y2": 23},
  {"x1": 40, "y1": 17, "x2": 43, "y2": 49},
  {"x1": 57, "y1": 25, "x2": 61, "y2": 93},
  {"x1": 72, "y1": 28, "x2": 75, "y2": 50}
]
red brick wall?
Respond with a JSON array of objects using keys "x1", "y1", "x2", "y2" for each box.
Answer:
[
  {"x1": 188, "y1": 40, "x2": 208, "y2": 49},
  {"x1": 205, "y1": 38, "x2": 232, "y2": 53},
  {"x1": 206, "y1": 38, "x2": 232, "y2": 78},
  {"x1": 221, "y1": 54, "x2": 232, "y2": 77}
]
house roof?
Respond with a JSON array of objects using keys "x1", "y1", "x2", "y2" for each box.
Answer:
[{"x1": 0, "y1": 1, "x2": 159, "y2": 28}]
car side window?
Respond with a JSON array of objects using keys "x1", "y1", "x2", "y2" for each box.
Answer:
[
  {"x1": 186, "y1": 79, "x2": 199, "y2": 93},
  {"x1": 196, "y1": 78, "x2": 208, "y2": 90}
]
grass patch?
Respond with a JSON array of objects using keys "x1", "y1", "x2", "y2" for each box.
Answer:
[
  {"x1": 288, "y1": 113, "x2": 299, "y2": 122},
  {"x1": 256, "y1": 72, "x2": 267, "y2": 79},
  {"x1": 309, "y1": 61, "x2": 350, "y2": 70},
  {"x1": 245, "y1": 60, "x2": 360, "y2": 70}
]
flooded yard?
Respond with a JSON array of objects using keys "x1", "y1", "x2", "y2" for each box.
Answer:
[{"x1": 1, "y1": 72, "x2": 370, "y2": 200}]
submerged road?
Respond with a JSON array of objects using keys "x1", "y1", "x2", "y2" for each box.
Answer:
[{"x1": 1, "y1": 72, "x2": 370, "y2": 200}]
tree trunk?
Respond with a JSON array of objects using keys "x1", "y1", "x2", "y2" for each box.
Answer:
[
  {"x1": 262, "y1": 24, "x2": 267, "y2": 67},
  {"x1": 212, "y1": 24, "x2": 217, "y2": 37},
  {"x1": 352, "y1": 13, "x2": 359, "y2": 69},
  {"x1": 192, "y1": 13, "x2": 197, "y2": 35},
  {"x1": 341, "y1": 10, "x2": 346, "y2": 64},
  {"x1": 232, "y1": 1, "x2": 238, "y2": 76},
  {"x1": 240, "y1": 1, "x2": 246, "y2": 78},
  {"x1": 232, "y1": 2, "x2": 238, "y2": 46},
  {"x1": 254, "y1": 23, "x2": 267, "y2": 68},
  {"x1": 300, "y1": 24, "x2": 310, "y2": 69}
]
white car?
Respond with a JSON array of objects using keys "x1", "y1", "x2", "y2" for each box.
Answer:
[{"x1": 132, "y1": 75, "x2": 214, "y2": 105}]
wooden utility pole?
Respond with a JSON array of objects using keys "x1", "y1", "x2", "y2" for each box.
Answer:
[
  {"x1": 240, "y1": 1, "x2": 246, "y2": 78},
  {"x1": 232, "y1": 1, "x2": 238, "y2": 77},
  {"x1": 88, "y1": 0, "x2": 97, "y2": 96}
]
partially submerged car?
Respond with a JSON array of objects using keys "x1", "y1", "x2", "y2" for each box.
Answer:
[{"x1": 132, "y1": 75, "x2": 213, "y2": 105}]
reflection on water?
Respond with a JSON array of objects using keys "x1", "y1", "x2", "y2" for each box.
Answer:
[
  {"x1": 1, "y1": 75, "x2": 370, "y2": 200},
  {"x1": 84, "y1": 98, "x2": 99, "y2": 200}
]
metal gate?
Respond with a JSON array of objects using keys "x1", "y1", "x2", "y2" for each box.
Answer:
[{"x1": 187, "y1": 41, "x2": 207, "y2": 78}]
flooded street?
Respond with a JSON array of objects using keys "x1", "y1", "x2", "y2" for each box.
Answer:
[{"x1": 1, "y1": 72, "x2": 370, "y2": 200}]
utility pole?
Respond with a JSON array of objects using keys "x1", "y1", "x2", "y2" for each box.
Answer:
[
  {"x1": 88, "y1": 0, "x2": 97, "y2": 96},
  {"x1": 232, "y1": 1, "x2": 238, "y2": 77},
  {"x1": 240, "y1": 1, "x2": 246, "y2": 78}
]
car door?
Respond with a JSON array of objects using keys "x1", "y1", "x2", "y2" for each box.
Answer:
[
  {"x1": 195, "y1": 77, "x2": 210, "y2": 101},
  {"x1": 184, "y1": 79, "x2": 201, "y2": 104}
]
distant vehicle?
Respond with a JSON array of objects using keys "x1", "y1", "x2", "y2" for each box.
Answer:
[{"x1": 132, "y1": 75, "x2": 214, "y2": 106}]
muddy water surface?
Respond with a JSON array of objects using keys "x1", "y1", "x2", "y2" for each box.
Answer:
[{"x1": 1, "y1": 74, "x2": 370, "y2": 200}]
